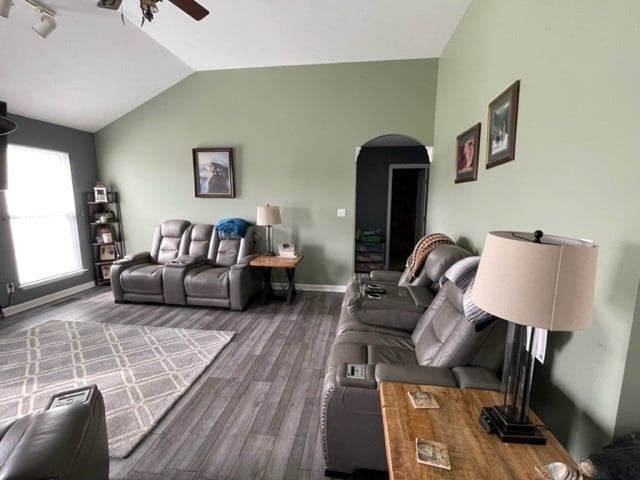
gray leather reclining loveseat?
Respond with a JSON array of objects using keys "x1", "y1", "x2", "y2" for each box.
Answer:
[
  {"x1": 321, "y1": 244, "x2": 507, "y2": 476},
  {"x1": 111, "y1": 219, "x2": 260, "y2": 311}
]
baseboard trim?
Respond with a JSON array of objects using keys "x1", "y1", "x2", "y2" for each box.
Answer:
[
  {"x1": 272, "y1": 283, "x2": 346, "y2": 293},
  {"x1": 3, "y1": 282, "x2": 96, "y2": 317}
]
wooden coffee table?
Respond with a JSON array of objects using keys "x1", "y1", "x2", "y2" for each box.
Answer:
[
  {"x1": 379, "y1": 382, "x2": 578, "y2": 479},
  {"x1": 250, "y1": 254, "x2": 303, "y2": 305}
]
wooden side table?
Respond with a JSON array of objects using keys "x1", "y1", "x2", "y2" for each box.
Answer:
[
  {"x1": 379, "y1": 382, "x2": 578, "y2": 479},
  {"x1": 249, "y1": 254, "x2": 303, "y2": 305}
]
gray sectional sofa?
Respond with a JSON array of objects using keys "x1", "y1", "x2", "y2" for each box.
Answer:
[
  {"x1": 321, "y1": 244, "x2": 507, "y2": 476},
  {"x1": 110, "y1": 219, "x2": 260, "y2": 311}
]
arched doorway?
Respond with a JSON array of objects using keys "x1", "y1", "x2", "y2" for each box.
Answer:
[{"x1": 355, "y1": 134, "x2": 430, "y2": 272}]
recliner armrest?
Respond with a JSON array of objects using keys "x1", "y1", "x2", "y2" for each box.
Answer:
[
  {"x1": 113, "y1": 251, "x2": 152, "y2": 266},
  {"x1": 451, "y1": 366, "x2": 501, "y2": 391},
  {"x1": 164, "y1": 254, "x2": 207, "y2": 268},
  {"x1": 369, "y1": 270, "x2": 403, "y2": 283},
  {"x1": 0, "y1": 385, "x2": 108, "y2": 480},
  {"x1": 235, "y1": 253, "x2": 260, "y2": 267},
  {"x1": 335, "y1": 363, "x2": 377, "y2": 389},
  {"x1": 374, "y1": 363, "x2": 457, "y2": 387}
]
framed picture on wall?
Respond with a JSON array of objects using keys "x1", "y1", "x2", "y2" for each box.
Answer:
[
  {"x1": 193, "y1": 148, "x2": 235, "y2": 198},
  {"x1": 486, "y1": 80, "x2": 520, "y2": 168},
  {"x1": 455, "y1": 123, "x2": 481, "y2": 183}
]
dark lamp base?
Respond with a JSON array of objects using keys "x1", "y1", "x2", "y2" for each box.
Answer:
[{"x1": 479, "y1": 406, "x2": 547, "y2": 445}]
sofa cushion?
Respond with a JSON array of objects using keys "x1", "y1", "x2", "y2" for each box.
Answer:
[
  {"x1": 185, "y1": 224, "x2": 214, "y2": 256},
  {"x1": 184, "y1": 265, "x2": 230, "y2": 298},
  {"x1": 119, "y1": 264, "x2": 164, "y2": 295},
  {"x1": 216, "y1": 238, "x2": 241, "y2": 267}
]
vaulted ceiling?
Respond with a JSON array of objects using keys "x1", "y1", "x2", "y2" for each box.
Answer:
[{"x1": 0, "y1": 0, "x2": 470, "y2": 132}]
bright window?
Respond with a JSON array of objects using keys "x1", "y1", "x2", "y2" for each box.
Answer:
[{"x1": 7, "y1": 145, "x2": 84, "y2": 287}]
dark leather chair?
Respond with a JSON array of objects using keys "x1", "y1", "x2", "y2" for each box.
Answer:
[
  {"x1": 0, "y1": 385, "x2": 108, "y2": 480},
  {"x1": 111, "y1": 219, "x2": 191, "y2": 303}
]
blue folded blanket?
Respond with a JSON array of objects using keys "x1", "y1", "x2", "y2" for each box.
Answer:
[
  {"x1": 442, "y1": 256, "x2": 495, "y2": 331},
  {"x1": 216, "y1": 218, "x2": 252, "y2": 239}
]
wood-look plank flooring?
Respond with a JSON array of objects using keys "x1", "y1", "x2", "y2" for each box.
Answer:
[{"x1": 0, "y1": 287, "x2": 387, "y2": 480}]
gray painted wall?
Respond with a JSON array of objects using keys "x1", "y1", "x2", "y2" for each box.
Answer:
[
  {"x1": 0, "y1": 114, "x2": 98, "y2": 306},
  {"x1": 96, "y1": 59, "x2": 439, "y2": 286},
  {"x1": 430, "y1": 0, "x2": 640, "y2": 457}
]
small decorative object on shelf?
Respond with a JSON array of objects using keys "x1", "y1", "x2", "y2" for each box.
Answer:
[
  {"x1": 85, "y1": 189, "x2": 125, "y2": 286},
  {"x1": 93, "y1": 181, "x2": 108, "y2": 203}
]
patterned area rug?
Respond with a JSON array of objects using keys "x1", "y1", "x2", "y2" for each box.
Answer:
[{"x1": 0, "y1": 320, "x2": 234, "y2": 458}]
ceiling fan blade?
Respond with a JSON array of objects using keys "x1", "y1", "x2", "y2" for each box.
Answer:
[{"x1": 168, "y1": 0, "x2": 209, "y2": 20}]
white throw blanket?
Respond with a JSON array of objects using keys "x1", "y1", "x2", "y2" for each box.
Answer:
[{"x1": 442, "y1": 256, "x2": 495, "y2": 331}]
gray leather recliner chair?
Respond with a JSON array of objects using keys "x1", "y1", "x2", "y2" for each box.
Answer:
[
  {"x1": 0, "y1": 385, "x2": 108, "y2": 480},
  {"x1": 111, "y1": 219, "x2": 191, "y2": 303},
  {"x1": 321, "y1": 278, "x2": 507, "y2": 476},
  {"x1": 169, "y1": 224, "x2": 260, "y2": 311},
  {"x1": 338, "y1": 245, "x2": 472, "y2": 336}
]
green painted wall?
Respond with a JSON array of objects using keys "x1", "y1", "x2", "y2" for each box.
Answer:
[
  {"x1": 431, "y1": 0, "x2": 640, "y2": 456},
  {"x1": 95, "y1": 59, "x2": 438, "y2": 286}
]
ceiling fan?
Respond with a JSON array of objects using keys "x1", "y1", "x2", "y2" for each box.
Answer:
[{"x1": 97, "y1": 0, "x2": 209, "y2": 24}]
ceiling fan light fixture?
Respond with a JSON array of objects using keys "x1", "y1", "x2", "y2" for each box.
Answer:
[
  {"x1": 32, "y1": 8, "x2": 56, "y2": 38},
  {"x1": 0, "y1": 0, "x2": 12, "y2": 18}
]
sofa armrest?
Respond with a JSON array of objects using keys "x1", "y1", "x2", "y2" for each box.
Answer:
[
  {"x1": 163, "y1": 255, "x2": 208, "y2": 305},
  {"x1": 235, "y1": 253, "x2": 260, "y2": 267},
  {"x1": 165, "y1": 254, "x2": 207, "y2": 268},
  {"x1": 335, "y1": 363, "x2": 377, "y2": 389},
  {"x1": 113, "y1": 251, "x2": 152, "y2": 266},
  {"x1": 374, "y1": 363, "x2": 457, "y2": 387},
  {"x1": 0, "y1": 385, "x2": 108, "y2": 480},
  {"x1": 369, "y1": 270, "x2": 403, "y2": 283},
  {"x1": 451, "y1": 366, "x2": 501, "y2": 391}
]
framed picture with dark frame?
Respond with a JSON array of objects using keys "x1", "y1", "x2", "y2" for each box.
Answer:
[
  {"x1": 455, "y1": 122, "x2": 481, "y2": 183},
  {"x1": 487, "y1": 80, "x2": 520, "y2": 168},
  {"x1": 192, "y1": 147, "x2": 235, "y2": 198}
]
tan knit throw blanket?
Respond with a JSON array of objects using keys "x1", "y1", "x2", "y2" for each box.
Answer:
[{"x1": 406, "y1": 233, "x2": 454, "y2": 280}]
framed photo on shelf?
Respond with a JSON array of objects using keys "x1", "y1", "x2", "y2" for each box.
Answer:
[
  {"x1": 99, "y1": 244, "x2": 116, "y2": 261},
  {"x1": 100, "y1": 265, "x2": 112, "y2": 280},
  {"x1": 192, "y1": 148, "x2": 235, "y2": 198},
  {"x1": 94, "y1": 185, "x2": 108, "y2": 203},
  {"x1": 455, "y1": 123, "x2": 481, "y2": 183},
  {"x1": 487, "y1": 80, "x2": 520, "y2": 168}
]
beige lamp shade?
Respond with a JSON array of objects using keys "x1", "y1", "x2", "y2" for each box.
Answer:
[
  {"x1": 471, "y1": 231, "x2": 598, "y2": 331},
  {"x1": 256, "y1": 205, "x2": 282, "y2": 226}
]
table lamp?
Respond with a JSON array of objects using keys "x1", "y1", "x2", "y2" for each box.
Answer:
[
  {"x1": 472, "y1": 230, "x2": 598, "y2": 444},
  {"x1": 256, "y1": 204, "x2": 282, "y2": 256}
]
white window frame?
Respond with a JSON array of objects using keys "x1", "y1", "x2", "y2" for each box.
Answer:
[{"x1": 6, "y1": 144, "x2": 85, "y2": 288}]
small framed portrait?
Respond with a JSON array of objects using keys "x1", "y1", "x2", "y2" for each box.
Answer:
[
  {"x1": 100, "y1": 265, "x2": 112, "y2": 280},
  {"x1": 99, "y1": 244, "x2": 116, "y2": 261},
  {"x1": 94, "y1": 185, "x2": 108, "y2": 203},
  {"x1": 487, "y1": 80, "x2": 520, "y2": 168},
  {"x1": 193, "y1": 148, "x2": 235, "y2": 198},
  {"x1": 455, "y1": 123, "x2": 481, "y2": 184}
]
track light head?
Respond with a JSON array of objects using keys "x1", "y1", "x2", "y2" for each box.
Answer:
[
  {"x1": 0, "y1": 0, "x2": 12, "y2": 18},
  {"x1": 32, "y1": 8, "x2": 56, "y2": 38}
]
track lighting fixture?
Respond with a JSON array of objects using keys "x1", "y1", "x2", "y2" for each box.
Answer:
[
  {"x1": 0, "y1": 0, "x2": 12, "y2": 18},
  {"x1": 32, "y1": 7, "x2": 56, "y2": 37},
  {"x1": 0, "y1": 0, "x2": 57, "y2": 38}
]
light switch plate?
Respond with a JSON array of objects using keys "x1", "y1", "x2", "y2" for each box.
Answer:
[{"x1": 337, "y1": 208, "x2": 346, "y2": 217}]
